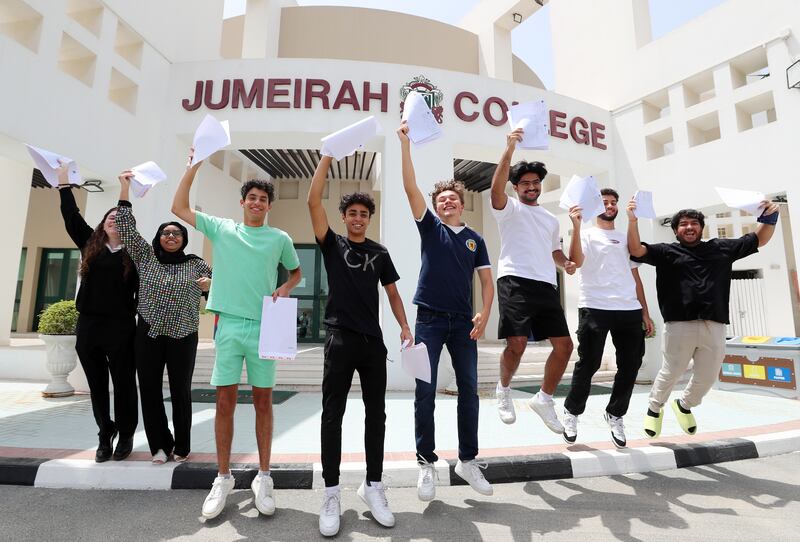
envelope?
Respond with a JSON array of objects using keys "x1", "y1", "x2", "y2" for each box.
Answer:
[
  {"x1": 508, "y1": 100, "x2": 549, "y2": 150},
  {"x1": 715, "y1": 186, "x2": 765, "y2": 216},
  {"x1": 25, "y1": 144, "x2": 81, "y2": 187},
  {"x1": 401, "y1": 91, "x2": 442, "y2": 145},
  {"x1": 191, "y1": 114, "x2": 231, "y2": 165},
  {"x1": 559, "y1": 175, "x2": 604, "y2": 222},
  {"x1": 633, "y1": 190, "x2": 657, "y2": 219},
  {"x1": 320, "y1": 116, "x2": 381, "y2": 160},
  {"x1": 401, "y1": 342, "x2": 431, "y2": 383},
  {"x1": 130, "y1": 161, "x2": 167, "y2": 198},
  {"x1": 259, "y1": 296, "x2": 298, "y2": 360}
]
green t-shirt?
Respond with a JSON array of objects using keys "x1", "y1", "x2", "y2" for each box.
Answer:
[{"x1": 196, "y1": 212, "x2": 300, "y2": 320}]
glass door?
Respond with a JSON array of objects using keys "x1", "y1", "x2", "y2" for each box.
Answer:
[
  {"x1": 278, "y1": 244, "x2": 328, "y2": 343},
  {"x1": 33, "y1": 249, "x2": 81, "y2": 330}
]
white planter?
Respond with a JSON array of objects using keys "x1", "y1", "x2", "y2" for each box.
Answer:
[{"x1": 39, "y1": 334, "x2": 77, "y2": 397}]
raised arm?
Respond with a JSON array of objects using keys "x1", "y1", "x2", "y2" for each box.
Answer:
[
  {"x1": 632, "y1": 267, "x2": 654, "y2": 337},
  {"x1": 397, "y1": 122, "x2": 428, "y2": 220},
  {"x1": 307, "y1": 155, "x2": 331, "y2": 242},
  {"x1": 490, "y1": 129, "x2": 522, "y2": 211},
  {"x1": 470, "y1": 267, "x2": 494, "y2": 340},
  {"x1": 383, "y1": 282, "x2": 413, "y2": 344},
  {"x1": 755, "y1": 201, "x2": 780, "y2": 247},
  {"x1": 568, "y1": 206, "x2": 584, "y2": 268},
  {"x1": 626, "y1": 198, "x2": 647, "y2": 258},
  {"x1": 115, "y1": 171, "x2": 153, "y2": 265},
  {"x1": 56, "y1": 162, "x2": 92, "y2": 249},
  {"x1": 171, "y1": 148, "x2": 201, "y2": 228}
]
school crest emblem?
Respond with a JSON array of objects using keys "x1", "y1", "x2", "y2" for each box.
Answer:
[
  {"x1": 400, "y1": 75, "x2": 444, "y2": 123},
  {"x1": 466, "y1": 239, "x2": 477, "y2": 252}
]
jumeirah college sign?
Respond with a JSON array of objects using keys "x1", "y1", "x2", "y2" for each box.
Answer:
[{"x1": 181, "y1": 77, "x2": 607, "y2": 150}]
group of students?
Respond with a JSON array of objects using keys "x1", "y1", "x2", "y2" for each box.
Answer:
[{"x1": 58, "y1": 121, "x2": 780, "y2": 536}]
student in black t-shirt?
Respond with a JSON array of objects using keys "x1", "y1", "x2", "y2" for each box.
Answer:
[
  {"x1": 627, "y1": 200, "x2": 780, "y2": 438},
  {"x1": 308, "y1": 154, "x2": 413, "y2": 537}
]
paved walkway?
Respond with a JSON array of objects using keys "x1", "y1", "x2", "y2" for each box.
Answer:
[{"x1": 1, "y1": 381, "x2": 798, "y2": 489}]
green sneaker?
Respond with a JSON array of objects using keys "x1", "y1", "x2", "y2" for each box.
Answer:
[
  {"x1": 671, "y1": 399, "x2": 697, "y2": 435},
  {"x1": 643, "y1": 408, "x2": 663, "y2": 438}
]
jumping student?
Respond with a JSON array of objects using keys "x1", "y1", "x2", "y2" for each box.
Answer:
[
  {"x1": 172, "y1": 148, "x2": 301, "y2": 520},
  {"x1": 490, "y1": 128, "x2": 577, "y2": 434},
  {"x1": 308, "y1": 155, "x2": 413, "y2": 537},
  {"x1": 55, "y1": 163, "x2": 138, "y2": 463},
  {"x1": 562, "y1": 189, "x2": 653, "y2": 448},
  {"x1": 116, "y1": 171, "x2": 211, "y2": 464},
  {"x1": 627, "y1": 199, "x2": 779, "y2": 437},
  {"x1": 398, "y1": 121, "x2": 495, "y2": 501}
]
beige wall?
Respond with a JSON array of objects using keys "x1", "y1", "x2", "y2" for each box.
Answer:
[
  {"x1": 17, "y1": 187, "x2": 88, "y2": 332},
  {"x1": 221, "y1": 14, "x2": 245, "y2": 59}
]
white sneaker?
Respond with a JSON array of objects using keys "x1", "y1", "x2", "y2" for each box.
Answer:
[
  {"x1": 251, "y1": 473, "x2": 276, "y2": 516},
  {"x1": 357, "y1": 480, "x2": 395, "y2": 527},
  {"x1": 496, "y1": 384, "x2": 516, "y2": 424},
  {"x1": 454, "y1": 459, "x2": 493, "y2": 496},
  {"x1": 604, "y1": 412, "x2": 627, "y2": 448},
  {"x1": 529, "y1": 392, "x2": 564, "y2": 434},
  {"x1": 151, "y1": 449, "x2": 168, "y2": 464},
  {"x1": 563, "y1": 410, "x2": 578, "y2": 444},
  {"x1": 318, "y1": 489, "x2": 341, "y2": 537},
  {"x1": 201, "y1": 475, "x2": 235, "y2": 519},
  {"x1": 417, "y1": 460, "x2": 437, "y2": 502}
]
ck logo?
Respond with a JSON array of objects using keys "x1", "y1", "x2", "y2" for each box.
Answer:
[
  {"x1": 466, "y1": 239, "x2": 477, "y2": 252},
  {"x1": 344, "y1": 249, "x2": 379, "y2": 272}
]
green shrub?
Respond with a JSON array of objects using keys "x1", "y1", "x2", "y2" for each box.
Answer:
[{"x1": 37, "y1": 300, "x2": 79, "y2": 335}]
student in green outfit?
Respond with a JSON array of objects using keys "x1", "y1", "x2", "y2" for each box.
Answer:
[{"x1": 172, "y1": 148, "x2": 302, "y2": 520}]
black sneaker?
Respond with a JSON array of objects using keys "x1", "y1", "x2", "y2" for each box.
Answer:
[
  {"x1": 113, "y1": 435, "x2": 134, "y2": 461},
  {"x1": 95, "y1": 430, "x2": 117, "y2": 463}
]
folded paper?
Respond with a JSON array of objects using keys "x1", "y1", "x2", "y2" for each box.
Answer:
[
  {"x1": 130, "y1": 161, "x2": 167, "y2": 198},
  {"x1": 715, "y1": 186, "x2": 765, "y2": 216},
  {"x1": 25, "y1": 144, "x2": 80, "y2": 187},
  {"x1": 320, "y1": 116, "x2": 381, "y2": 160},
  {"x1": 191, "y1": 114, "x2": 231, "y2": 165},
  {"x1": 259, "y1": 297, "x2": 299, "y2": 360},
  {"x1": 633, "y1": 190, "x2": 657, "y2": 219},
  {"x1": 559, "y1": 175, "x2": 604, "y2": 222},
  {"x1": 400, "y1": 341, "x2": 431, "y2": 383},
  {"x1": 508, "y1": 100, "x2": 549, "y2": 150},
  {"x1": 402, "y1": 91, "x2": 442, "y2": 145}
]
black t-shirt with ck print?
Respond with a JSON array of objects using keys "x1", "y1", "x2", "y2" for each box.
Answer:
[{"x1": 318, "y1": 227, "x2": 400, "y2": 339}]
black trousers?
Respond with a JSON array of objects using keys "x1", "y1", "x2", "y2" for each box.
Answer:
[
  {"x1": 565, "y1": 308, "x2": 645, "y2": 418},
  {"x1": 135, "y1": 320, "x2": 198, "y2": 457},
  {"x1": 75, "y1": 315, "x2": 138, "y2": 439},
  {"x1": 320, "y1": 328, "x2": 387, "y2": 487}
]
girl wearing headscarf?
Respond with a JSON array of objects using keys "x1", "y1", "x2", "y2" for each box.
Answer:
[
  {"x1": 56, "y1": 165, "x2": 138, "y2": 463},
  {"x1": 116, "y1": 170, "x2": 212, "y2": 464}
]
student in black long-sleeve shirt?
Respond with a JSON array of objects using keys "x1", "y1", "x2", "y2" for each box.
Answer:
[{"x1": 56, "y1": 165, "x2": 139, "y2": 462}]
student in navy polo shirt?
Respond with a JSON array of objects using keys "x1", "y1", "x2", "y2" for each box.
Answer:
[
  {"x1": 397, "y1": 121, "x2": 495, "y2": 501},
  {"x1": 308, "y1": 154, "x2": 413, "y2": 537}
]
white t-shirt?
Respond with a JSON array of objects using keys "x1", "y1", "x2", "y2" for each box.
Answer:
[
  {"x1": 492, "y1": 197, "x2": 561, "y2": 285},
  {"x1": 578, "y1": 227, "x2": 641, "y2": 311}
]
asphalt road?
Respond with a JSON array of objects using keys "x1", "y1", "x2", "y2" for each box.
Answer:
[{"x1": 2, "y1": 453, "x2": 798, "y2": 541}]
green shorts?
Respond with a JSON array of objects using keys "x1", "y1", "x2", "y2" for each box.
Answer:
[{"x1": 211, "y1": 313, "x2": 277, "y2": 388}]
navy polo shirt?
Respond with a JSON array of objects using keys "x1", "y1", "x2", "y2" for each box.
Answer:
[{"x1": 413, "y1": 209, "x2": 491, "y2": 316}]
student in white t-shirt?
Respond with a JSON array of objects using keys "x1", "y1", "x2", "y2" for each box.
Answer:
[
  {"x1": 563, "y1": 188, "x2": 654, "y2": 448},
  {"x1": 491, "y1": 128, "x2": 579, "y2": 434}
]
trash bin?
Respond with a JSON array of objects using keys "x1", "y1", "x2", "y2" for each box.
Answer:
[{"x1": 716, "y1": 336, "x2": 799, "y2": 399}]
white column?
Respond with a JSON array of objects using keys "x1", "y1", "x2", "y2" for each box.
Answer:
[
  {"x1": 0, "y1": 157, "x2": 33, "y2": 345},
  {"x1": 481, "y1": 190, "x2": 501, "y2": 341},
  {"x1": 380, "y1": 138, "x2": 454, "y2": 390}
]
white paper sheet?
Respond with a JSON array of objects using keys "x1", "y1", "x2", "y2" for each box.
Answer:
[
  {"x1": 130, "y1": 161, "x2": 167, "y2": 198},
  {"x1": 400, "y1": 341, "x2": 431, "y2": 383},
  {"x1": 633, "y1": 190, "x2": 657, "y2": 219},
  {"x1": 401, "y1": 91, "x2": 442, "y2": 146},
  {"x1": 191, "y1": 114, "x2": 231, "y2": 165},
  {"x1": 559, "y1": 175, "x2": 604, "y2": 222},
  {"x1": 320, "y1": 116, "x2": 381, "y2": 160},
  {"x1": 715, "y1": 186, "x2": 765, "y2": 216},
  {"x1": 259, "y1": 297, "x2": 299, "y2": 360},
  {"x1": 25, "y1": 144, "x2": 80, "y2": 187},
  {"x1": 507, "y1": 100, "x2": 549, "y2": 150}
]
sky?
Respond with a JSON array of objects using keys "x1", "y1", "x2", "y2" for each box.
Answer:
[{"x1": 222, "y1": 0, "x2": 728, "y2": 89}]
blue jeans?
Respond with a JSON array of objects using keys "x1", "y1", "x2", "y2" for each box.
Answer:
[{"x1": 414, "y1": 307, "x2": 479, "y2": 463}]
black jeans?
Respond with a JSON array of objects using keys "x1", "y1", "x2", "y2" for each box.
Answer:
[
  {"x1": 75, "y1": 315, "x2": 138, "y2": 439},
  {"x1": 565, "y1": 308, "x2": 645, "y2": 418},
  {"x1": 135, "y1": 320, "x2": 198, "y2": 457},
  {"x1": 320, "y1": 328, "x2": 387, "y2": 487}
]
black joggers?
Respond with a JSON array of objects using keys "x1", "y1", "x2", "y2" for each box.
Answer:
[
  {"x1": 565, "y1": 308, "x2": 645, "y2": 418},
  {"x1": 135, "y1": 319, "x2": 198, "y2": 457},
  {"x1": 320, "y1": 328, "x2": 387, "y2": 487}
]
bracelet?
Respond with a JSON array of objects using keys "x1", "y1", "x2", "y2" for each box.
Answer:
[{"x1": 757, "y1": 210, "x2": 779, "y2": 225}]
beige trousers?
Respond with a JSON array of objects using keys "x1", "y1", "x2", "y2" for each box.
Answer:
[{"x1": 648, "y1": 320, "x2": 727, "y2": 412}]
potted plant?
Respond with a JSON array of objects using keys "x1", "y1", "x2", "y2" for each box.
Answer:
[{"x1": 37, "y1": 300, "x2": 79, "y2": 397}]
